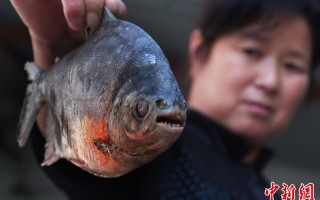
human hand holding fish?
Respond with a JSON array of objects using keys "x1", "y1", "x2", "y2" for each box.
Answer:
[
  {"x1": 14, "y1": 3, "x2": 187, "y2": 177},
  {"x1": 10, "y1": 0, "x2": 126, "y2": 69},
  {"x1": 11, "y1": 0, "x2": 126, "y2": 134}
]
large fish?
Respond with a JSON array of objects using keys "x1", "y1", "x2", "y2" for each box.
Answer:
[{"x1": 17, "y1": 7, "x2": 187, "y2": 177}]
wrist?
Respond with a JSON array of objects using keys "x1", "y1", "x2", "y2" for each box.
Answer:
[
  {"x1": 31, "y1": 38, "x2": 56, "y2": 69},
  {"x1": 30, "y1": 34, "x2": 83, "y2": 69}
]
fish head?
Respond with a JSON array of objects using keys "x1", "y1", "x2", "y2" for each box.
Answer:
[
  {"x1": 100, "y1": 49, "x2": 187, "y2": 176},
  {"x1": 82, "y1": 17, "x2": 187, "y2": 177}
]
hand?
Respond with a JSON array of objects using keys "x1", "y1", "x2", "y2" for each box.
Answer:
[
  {"x1": 10, "y1": 0, "x2": 126, "y2": 68},
  {"x1": 10, "y1": 0, "x2": 126, "y2": 135}
]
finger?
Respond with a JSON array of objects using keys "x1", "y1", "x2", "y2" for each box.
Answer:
[
  {"x1": 61, "y1": 0, "x2": 86, "y2": 31},
  {"x1": 84, "y1": 0, "x2": 104, "y2": 30},
  {"x1": 116, "y1": 0, "x2": 126, "y2": 19},
  {"x1": 105, "y1": 0, "x2": 117, "y2": 14},
  {"x1": 105, "y1": 0, "x2": 126, "y2": 19}
]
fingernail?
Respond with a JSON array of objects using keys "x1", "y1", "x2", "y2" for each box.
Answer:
[
  {"x1": 105, "y1": 0, "x2": 117, "y2": 12},
  {"x1": 86, "y1": 12, "x2": 100, "y2": 30},
  {"x1": 105, "y1": 0, "x2": 115, "y2": 6}
]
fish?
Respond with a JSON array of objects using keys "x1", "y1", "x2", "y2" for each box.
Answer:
[{"x1": 17, "y1": 7, "x2": 187, "y2": 177}]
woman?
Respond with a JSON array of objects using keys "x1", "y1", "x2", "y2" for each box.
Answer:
[{"x1": 11, "y1": 0, "x2": 320, "y2": 199}]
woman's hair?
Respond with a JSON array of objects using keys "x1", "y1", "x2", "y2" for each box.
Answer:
[{"x1": 196, "y1": 0, "x2": 320, "y2": 70}]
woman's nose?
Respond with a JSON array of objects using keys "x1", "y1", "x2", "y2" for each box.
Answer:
[{"x1": 254, "y1": 57, "x2": 280, "y2": 95}]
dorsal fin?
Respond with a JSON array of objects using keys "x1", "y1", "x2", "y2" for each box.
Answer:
[
  {"x1": 102, "y1": 6, "x2": 116, "y2": 23},
  {"x1": 86, "y1": 6, "x2": 116, "y2": 38}
]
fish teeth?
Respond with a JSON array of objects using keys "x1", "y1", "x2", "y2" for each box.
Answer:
[{"x1": 159, "y1": 121, "x2": 181, "y2": 127}]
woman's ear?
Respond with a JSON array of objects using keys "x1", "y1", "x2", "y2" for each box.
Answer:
[{"x1": 188, "y1": 29, "x2": 204, "y2": 79}]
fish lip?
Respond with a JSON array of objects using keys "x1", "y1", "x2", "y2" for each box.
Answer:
[
  {"x1": 124, "y1": 110, "x2": 186, "y2": 140},
  {"x1": 155, "y1": 111, "x2": 186, "y2": 128}
]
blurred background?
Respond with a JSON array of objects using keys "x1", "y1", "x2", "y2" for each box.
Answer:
[{"x1": 0, "y1": 0, "x2": 319, "y2": 199}]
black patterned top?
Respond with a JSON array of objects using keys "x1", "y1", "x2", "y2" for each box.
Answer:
[{"x1": 31, "y1": 109, "x2": 273, "y2": 200}]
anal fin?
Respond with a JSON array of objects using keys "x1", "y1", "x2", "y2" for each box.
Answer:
[
  {"x1": 41, "y1": 154, "x2": 60, "y2": 166},
  {"x1": 41, "y1": 109, "x2": 61, "y2": 166}
]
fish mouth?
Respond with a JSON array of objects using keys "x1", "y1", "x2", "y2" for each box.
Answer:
[{"x1": 155, "y1": 113, "x2": 185, "y2": 128}]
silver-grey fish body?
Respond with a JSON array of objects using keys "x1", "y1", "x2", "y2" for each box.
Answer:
[{"x1": 17, "y1": 8, "x2": 186, "y2": 177}]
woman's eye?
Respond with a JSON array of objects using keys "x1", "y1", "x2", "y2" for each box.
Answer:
[
  {"x1": 243, "y1": 48, "x2": 261, "y2": 58},
  {"x1": 284, "y1": 63, "x2": 307, "y2": 74}
]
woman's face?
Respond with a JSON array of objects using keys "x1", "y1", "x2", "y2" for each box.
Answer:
[{"x1": 188, "y1": 15, "x2": 312, "y2": 144}]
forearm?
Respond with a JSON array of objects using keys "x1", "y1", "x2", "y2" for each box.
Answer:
[
  {"x1": 31, "y1": 36, "x2": 83, "y2": 135},
  {"x1": 31, "y1": 39, "x2": 57, "y2": 69},
  {"x1": 31, "y1": 37, "x2": 83, "y2": 69}
]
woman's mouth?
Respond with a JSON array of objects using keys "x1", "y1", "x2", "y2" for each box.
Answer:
[{"x1": 243, "y1": 101, "x2": 274, "y2": 118}]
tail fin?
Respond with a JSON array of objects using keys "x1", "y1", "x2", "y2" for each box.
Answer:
[{"x1": 17, "y1": 62, "x2": 44, "y2": 147}]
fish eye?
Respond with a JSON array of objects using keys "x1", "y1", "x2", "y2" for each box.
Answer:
[{"x1": 136, "y1": 100, "x2": 149, "y2": 118}]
